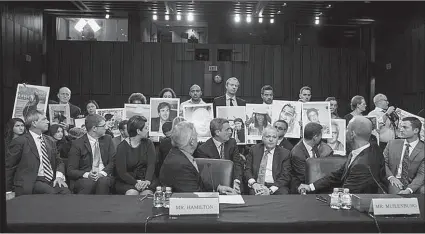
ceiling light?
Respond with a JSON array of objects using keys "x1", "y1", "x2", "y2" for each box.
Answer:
[
  {"x1": 87, "y1": 19, "x2": 100, "y2": 32},
  {"x1": 74, "y1": 19, "x2": 86, "y2": 32},
  {"x1": 105, "y1": 14, "x2": 110, "y2": 19},
  {"x1": 259, "y1": 17, "x2": 263, "y2": 23},
  {"x1": 315, "y1": 19, "x2": 320, "y2": 25},
  {"x1": 246, "y1": 15, "x2": 251, "y2": 23},
  {"x1": 277, "y1": 10, "x2": 281, "y2": 14},
  {"x1": 283, "y1": 3, "x2": 287, "y2": 6},
  {"x1": 153, "y1": 14, "x2": 158, "y2": 20},
  {"x1": 234, "y1": 14, "x2": 240, "y2": 23},
  {"x1": 315, "y1": 16, "x2": 320, "y2": 20},
  {"x1": 176, "y1": 13, "x2": 182, "y2": 20},
  {"x1": 165, "y1": 15, "x2": 169, "y2": 20},
  {"x1": 327, "y1": 4, "x2": 332, "y2": 8},
  {"x1": 270, "y1": 18, "x2": 274, "y2": 24},
  {"x1": 187, "y1": 12, "x2": 194, "y2": 21}
]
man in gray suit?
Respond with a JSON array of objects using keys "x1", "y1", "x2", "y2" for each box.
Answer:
[
  {"x1": 112, "y1": 120, "x2": 128, "y2": 149},
  {"x1": 384, "y1": 117, "x2": 424, "y2": 194}
]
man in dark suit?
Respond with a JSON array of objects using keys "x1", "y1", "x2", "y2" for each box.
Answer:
[
  {"x1": 273, "y1": 120, "x2": 294, "y2": 151},
  {"x1": 50, "y1": 87, "x2": 81, "y2": 119},
  {"x1": 112, "y1": 120, "x2": 128, "y2": 149},
  {"x1": 67, "y1": 114, "x2": 116, "y2": 194},
  {"x1": 384, "y1": 117, "x2": 424, "y2": 194},
  {"x1": 160, "y1": 121, "x2": 237, "y2": 194},
  {"x1": 290, "y1": 122, "x2": 333, "y2": 193},
  {"x1": 213, "y1": 77, "x2": 246, "y2": 116},
  {"x1": 5, "y1": 110, "x2": 70, "y2": 197},
  {"x1": 298, "y1": 116, "x2": 386, "y2": 194},
  {"x1": 245, "y1": 126, "x2": 292, "y2": 195},
  {"x1": 195, "y1": 118, "x2": 244, "y2": 193},
  {"x1": 151, "y1": 102, "x2": 173, "y2": 133}
]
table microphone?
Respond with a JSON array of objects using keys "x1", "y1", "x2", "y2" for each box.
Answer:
[
  {"x1": 368, "y1": 166, "x2": 387, "y2": 194},
  {"x1": 207, "y1": 163, "x2": 215, "y2": 192}
]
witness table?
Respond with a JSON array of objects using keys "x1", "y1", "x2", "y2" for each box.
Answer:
[{"x1": 7, "y1": 194, "x2": 424, "y2": 233}]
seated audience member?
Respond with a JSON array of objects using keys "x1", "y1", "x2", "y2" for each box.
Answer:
[
  {"x1": 48, "y1": 124, "x2": 69, "y2": 159},
  {"x1": 112, "y1": 120, "x2": 129, "y2": 149},
  {"x1": 115, "y1": 116, "x2": 157, "y2": 195},
  {"x1": 67, "y1": 114, "x2": 115, "y2": 194},
  {"x1": 159, "y1": 88, "x2": 177, "y2": 99},
  {"x1": 4, "y1": 118, "x2": 26, "y2": 150},
  {"x1": 128, "y1": 93, "x2": 147, "y2": 104},
  {"x1": 245, "y1": 126, "x2": 292, "y2": 195},
  {"x1": 298, "y1": 86, "x2": 312, "y2": 103},
  {"x1": 195, "y1": 118, "x2": 244, "y2": 193},
  {"x1": 298, "y1": 116, "x2": 386, "y2": 194},
  {"x1": 384, "y1": 117, "x2": 424, "y2": 194},
  {"x1": 273, "y1": 120, "x2": 294, "y2": 151},
  {"x1": 159, "y1": 121, "x2": 237, "y2": 194},
  {"x1": 151, "y1": 102, "x2": 173, "y2": 132},
  {"x1": 213, "y1": 77, "x2": 246, "y2": 116},
  {"x1": 290, "y1": 122, "x2": 333, "y2": 193},
  {"x1": 156, "y1": 121, "x2": 173, "y2": 177},
  {"x1": 60, "y1": 127, "x2": 86, "y2": 158},
  {"x1": 344, "y1": 95, "x2": 366, "y2": 124},
  {"x1": 84, "y1": 100, "x2": 99, "y2": 116},
  {"x1": 5, "y1": 110, "x2": 70, "y2": 196},
  {"x1": 325, "y1": 97, "x2": 340, "y2": 119}
]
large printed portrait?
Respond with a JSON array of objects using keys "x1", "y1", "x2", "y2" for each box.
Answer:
[
  {"x1": 96, "y1": 108, "x2": 124, "y2": 137},
  {"x1": 12, "y1": 84, "x2": 50, "y2": 120},
  {"x1": 245, "y1": 104, "x2": 272, "y2": 140},
  {"x1": 216, "y1": 106, "x2": 247, "y2": 145},
  {"x1": 183, "y1": 104, "x2": 214, "y2": 142},
  {"x1": 302, "y1": 102, "x2": 332, "y2": 139},
  {"x1": 149, "y1": 98, "x2": 180, "y2": 137},
  {"x1": 327, "y1": 119, "x2": 346, "y2": 156},
  {"x1": 271, "y1": 100, "x2": 302, "y2": 138}
]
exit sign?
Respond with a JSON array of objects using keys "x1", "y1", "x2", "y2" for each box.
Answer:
[{"x1": 209, "y1": 66, "x2": 218, "y2": 71}]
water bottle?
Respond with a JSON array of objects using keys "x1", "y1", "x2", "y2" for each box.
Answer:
[
  {"x1": 330, "y1": 188, "x2": 341, "y2": 210},
  {"x1": 341, "y1": 188, "x2": 352, "y2": 210},
  {"x1": 153, "y1": 186, "x2": 164, "y2": 208},
  {"x1": 163, "y1": 187, "x2": 172, "y2": 208}
]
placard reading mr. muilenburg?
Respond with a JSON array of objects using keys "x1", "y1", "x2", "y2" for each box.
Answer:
[{"x1": 12, "y1": 84, "x2": 50, "y2": 120}]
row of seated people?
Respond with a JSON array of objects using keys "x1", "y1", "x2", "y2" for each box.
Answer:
[{"x1": 5, "y1": 109, "x2": 424, "y2": 197}]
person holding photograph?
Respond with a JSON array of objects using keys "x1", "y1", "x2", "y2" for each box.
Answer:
[
  {"x1": 128, "y1": 93, "x2": 147, "y2": 104},
  {"x1": 248, "y1": 107, "x2": 271, "y2": 136},
  {"x1": 325, "y1": 97, "x2": 340, "y2": 119},
  {"x1": 115, "y1": 116, "x2": 158, "y2": 195},
  {"x1": 233, "y1": 118, "x2": 246, "y2": 143},
  {"x1": 344, "y1": 95, "x2": 367, "y2": 124},
  {"x1": 261, "y1": 85, "x2": 274, "y2": 105},
  {"x1": 327, "y1": 121, "x2": 344, "y2": 152},
  {"x1": 51, "y1": 87, "x2": 81, "y2": 119},
  {"x1": 273, "y1": 120, "x2": 294, "y2": 151},
  {"x1": 159, "y1": 88, "x2": 177, "y2": 99},
  {"x1": 180, "y1": 84, "x2": 206, "y2": 108},
  {"x1": 4, "y1": 118, "x2": 26, "y2": 151},
  {"x1": 85, "y1": 100, "x2": 99, "y2": 116},
  {"x1": 151, "y1": 102, "x2": 173, "y2": 132},
  {"x1": 298, "y1": 86, "x2": 312, "y2": 103}
]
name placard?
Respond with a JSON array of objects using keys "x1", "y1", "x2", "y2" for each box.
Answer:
[
  {"x1": 169, "y1": 192, "x2": 219, "y2": 216},
  {"x1": 369, "y1": 198, "x2": 420, "y2": 216}
]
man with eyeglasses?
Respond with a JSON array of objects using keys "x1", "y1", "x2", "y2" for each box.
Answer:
[
  {"x1": 68, "y1": 114, "x2": 116, "y2": 194},
  {"x1": 273, "y1": 120, "x2": 294, "y2": 151},
  {"x1": 368, "y1": 93, "x2": 397, "y2": 150}
]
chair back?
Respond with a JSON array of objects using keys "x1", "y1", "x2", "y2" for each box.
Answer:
[
  {"x1": 305, "y1": 156, "x2": 347, "y2": 184},
  {"x1": 195, "y1": 158, "x2": 234, "y2": 187}
]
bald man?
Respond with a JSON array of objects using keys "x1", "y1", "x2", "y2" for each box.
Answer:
[
  {"x1": 180, "y1": 84, "x2": 206, "y2": 115},
  {"x1": 50, "y1": 87, "x2": 81, "y2": 119},
  {"x1": 298, "y1": 116, "x2": 386, "y2": 194}
]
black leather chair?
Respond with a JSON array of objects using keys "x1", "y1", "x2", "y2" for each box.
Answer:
[
  {"x1": 305, "y1": 156, "x2": 347, "y2": 185},
  {"x1": 195, "y1": 158, "x2": 234, "y2": 188}
]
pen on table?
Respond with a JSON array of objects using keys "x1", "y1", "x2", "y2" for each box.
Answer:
[{"x1": 315, "y1": 196, "x2": 328, "y2": 204}]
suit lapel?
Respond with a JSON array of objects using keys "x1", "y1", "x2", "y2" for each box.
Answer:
[
  {"x1": 409, "y1": 141, "x2": 424, "y2": 162},
  {"x1": 99, "y1": 136, "x2": 107, "y2": 164},
  {"x1": 207, "y1": 139, "x2": 221, "y2": 159},
  {"x1": 83, "y1": 135, "x2": 93, "y2": 165},
  {"x1": 272, "y1": 148, "x2": 279, "y2": 180},
  {"x1": 26, "y1": 133, "x2": 40, "y2": 160},
  {"x1": 300, "y1": 142, "x2": 310, "y2": 159}
]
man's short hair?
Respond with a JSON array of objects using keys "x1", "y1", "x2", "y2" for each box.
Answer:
[
  {"x1": 24, "y1": 110, "x2": 44, "y2": 129},
  {"x1": 304, "y1": 122, "x2": 323, "y2": 140},
  {"x1": 118, "y1": 120, "x2": 128, "y2": 131},
  {"x1": 157, "y1": 102, "x2": 172, "y2": 113},
  {"x1": 262, "y1": 126, "x2": 277, "y2": 137},
  {"x1": 274, "y1": 120, "x2": 289, "y2": 130},
  {"x1": 128, "y1": 93, "x2": 147, "y2": 104},
  {"x1": 226, "y1": 77, "x2": 239, "y2": 86},
  {"x1": 162, "y1": 121, "x2": 173, "y2": 134},
  {"x1": 261, "y1": 85, "x2": 273, "y2": 94},
  {"x1": 299, "y1": 86, "x2": 311, "y2": 94},
  {"x1": 172, "y1": 117, "x2": 186, "y2": 128},
  {"x1": 85, "y1": 114, "x2": 105, "y2": 132},
  {"x1": 373, "y1": 93, "x2": 387, "y2": 104},
  {"x1": 402, "y1": 116, "x2": 422, "y2": 136},
  {"x1": 325, "y1": 97, "x2": 337, "y2": 102},
  {"x1": 210, "y1": 118, "x2": 229, "y2": 137},
  {"x1": 127, "y1": 116, "x2": 147, "y2": 137},
  {"x1": 171, "y1": 121, "x2": 196, "y2": 148},
  {"x1": 350, "y1": 95, "x2": 365, "y2": 111}
]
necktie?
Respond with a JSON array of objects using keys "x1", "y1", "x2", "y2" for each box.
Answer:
[
  {"x1": 257, "y1": 150, "x2": 270, "y2": 185},
  {"x1": 192, "y1": 158, "x2": 199, "y2": 172},
  {"x1": 92, "y1": 141, "x2": 101, "y2": 172},
  {"x1": 229, "y1": 98, "x2": 234, "y2": 106},
  {"x1": 400, "y1": 143, "x2": 410, "y2": 187},
  {"x1": 39, "y1": 136, "x2": 54, "y2": 182},
  {"x1": 312, "y1": 146, "x2": 319, "y2": 158},
  {"x1": 219, "y1": 143, "x2": 225, "y2": 159},
  {"x1": 234, "y1": 129, "x2": 240, "y2": 143}
]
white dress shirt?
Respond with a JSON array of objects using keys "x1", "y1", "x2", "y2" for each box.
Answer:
[
  {"x1": 29, "y1": 130, "x2": 65, "y2": 181},
  {"x1": 83, "y1": 134, "x2": 107, "y2": 178},
  {"x1": 368, "y1": 107, "x2": 396, "y2": 143},
  {"x1": 248, "y1": 147, "x2": 279, "y2": 194},
  {"x1": 181, "y1": 149, "x2": 199, "y2": 172},
  {"x1": 226, "y1": 94, "x2": 238, "y2": 106},
  {"x1": 302, "y1": 140, "x2": 315, "y2": 158},
  {"x1": 212, "y1": 138, "x2": 224, "y2": 158}
]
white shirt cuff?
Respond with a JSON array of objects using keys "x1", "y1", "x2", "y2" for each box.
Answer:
[
  {"x1": 387, "y1": 176, "x2": 395, "y2": 180},
  {"x1": 269, "y1": 186, "x2": 279, "y2": 194},
  {"x1": 100, "y1": 171, "x2": 108, "y2": 177},
  {"x1": 56, "y1": 171, "x2": 66, "y2": 181},
  {"x1": 248, "y1": 178, "x2": 256, "y2": 186},
  {"x1": 407, "y1": 188, "x2": 413, "y2": 194},
  {"x1": 234, "y1": 179, "x2": 240, "y2": 184},
  {"x1": 309, "y1": 183, "x2": 316, "y2": 191},
  {"x1": 83, "y1": 172, "x2": 90, "y2": 178}
]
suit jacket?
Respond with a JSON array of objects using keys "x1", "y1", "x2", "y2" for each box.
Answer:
[
  {"x1": 384, "y1": 139, "x2": 424, "y2": 193},
  {"x1": 213, "y1": 95, "x2": 246, "y2": 117},
  {"x1": 313, "y1": 143, "x2": 386, "y2": 193},
  {"x1": 290, "y1": 141, "x2": 333, "y2": 192},
  {"x1": 194, "y1": 138, "x2": 243, "y2": 182},
  {"x1": 279, "y1": 138, "x2": 294, "y2": 151},
  {"x1": 160, "y1": 147, "x2": 213, "y2": 192},
  {"x1": 112, "y1": 136, "x2": 122, "y2": 149},
  {"x1": 67, "y1": 134, "x2": 116, "y2": 180},
  {"x1": 156, "y1": 136, "x2": 173, "y2": 178},
  {"x1": 5, "y1": 133, "x2": 65, "y2": 196},
  {"x1": 245, "y1": 143, "x2": 292, "y2": 193}
]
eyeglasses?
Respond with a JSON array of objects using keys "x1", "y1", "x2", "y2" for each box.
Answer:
[{"x1": 96, "y1": 123, "x2": 106, "y2": 128}]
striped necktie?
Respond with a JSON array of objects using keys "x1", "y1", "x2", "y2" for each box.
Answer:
[
  {"x1": 39, "y1": 136, "x2": 54, "y2": 182},
  {"x1": 219, "y1": 143, "x2": 225, "y2": 159},
  {"x1": 400, "y1": 143, "x2": 410, "y2": 187},
  {"x1": 257, "y1": 150, "x2": 271, "y2": 185}
]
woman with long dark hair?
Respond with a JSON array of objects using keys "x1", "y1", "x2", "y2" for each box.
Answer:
[
  {"x1": 5, "y1": 118, "x2": 26, "y2": 148},
  {"x1": 158, "y1": 88, "x2": 177, "y2": 98},
  {"x1": 48, "y1": 124, "x2": 69, "y2": 158}
]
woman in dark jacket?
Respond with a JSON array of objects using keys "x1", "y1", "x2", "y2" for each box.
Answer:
[{"x1": 48, "y1": 124, "x2": 70, "y2": 158}]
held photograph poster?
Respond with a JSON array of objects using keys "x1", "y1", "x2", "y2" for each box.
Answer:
[
  {"x1": 96, "y1": 108, "x2": 124, "y2": 137},
  {"x1": 149, "y1": 98, "x2": 180, "y2": 137},
  {"x1": 12, "y1": 84, "x2": 50, "y2": 120},
  {"x1": 245, "y1": 104, "x2": 272, "y2": 141},
  {"x1": 327, "y1": 119, "x2": 346, "y2": 156},
  {"x1": 124, "y1": 104, "x2": 150, "y2": 120},
  {"x1": 74, "y1": 118, "x2": 86, "y2": 131},
  {"x1": 395, "y1": 108, "x2": 424, "y2": 141},
  {"x1": 216, "y1": 106, "x2": 247, "y2": 145},
  {"x1": 271, "y1": 100, "x2": 302, "y2": 138},
  {"x1": 302, "y1": 102, "x2": 332, "y2": 139},
  {"x1": 183, "y1": 104, "x2": 214, "y2": 142},
  {"x1": 48, "y1": 104, "x2": 71, "y2": 125}
]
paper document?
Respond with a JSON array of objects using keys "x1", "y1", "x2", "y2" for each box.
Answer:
[{"x1": 219, "y1": 195, "x2": 245, "y2": 204}]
